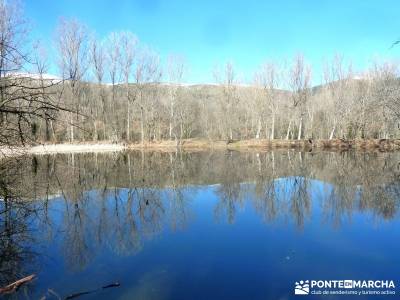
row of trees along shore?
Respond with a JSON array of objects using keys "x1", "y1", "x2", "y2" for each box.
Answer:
[{"x1": 1, "y1": 0, "x2": 400, "y2": 147}]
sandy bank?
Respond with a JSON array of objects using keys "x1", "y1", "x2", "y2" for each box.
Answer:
[
  {"x1": 29, "y1": 143, "x2": 126, "y2": 154},
  {"x1": 0, "y1": 143, "x2": 126, "y2": 157}
]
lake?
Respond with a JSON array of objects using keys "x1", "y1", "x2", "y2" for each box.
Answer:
[{"x1": 1, "y1": 150, "x2": 399, "y2": 299}]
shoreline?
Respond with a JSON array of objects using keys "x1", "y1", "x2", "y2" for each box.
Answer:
[
  {"x1": 1, "y1": 139, "x2": 399, "y2": 157},
  {"x1": 127, "y1": 138, "x2": 400, "y2": 151},
  {"x1": 0, "y1": 143, "x2": 126, "y2": 157},
  {"x1": 30, "y1": 143, "x2": 125, "y2": 154}
]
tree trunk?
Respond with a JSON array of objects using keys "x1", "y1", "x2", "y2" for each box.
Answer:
[
  {"x1": 70, "y1": 115, "x2": 74, "y2": 142},
  {"x1": 255, "y1": 118, "x2": 261, "y2": 139},
  {"x1": 329, "y1": 125, "x2": 336, "y2": 140},
  {"x1": 45, "y1": 118, "x2": 50, "y2": 141},
  {"x1": 93, "y1": 121, "x2": 98, "y2": 141},
  {"x1": 169, "y1": 97, "x2": 174, "y2": 140},
  {"x1": 297, "y1": 117, "x2": 302, "y2": 140},
  {"x1": 127, "y1": 102, "x2": 130, "y2": 141},
  {"x1": 270, "y1": 114, "x2": 275, "y2": 140},
  {"x1": 50, "y1": 120, "x2": 56, "y2": 142},
  {"x1": 286, "y1": 120, "x2": 291, "y2": 140},
  {"x1": 140, "y1": 107, "x2": 144, "y2": 145},
  {"x1": 180, "y1": 121, "x2": 184, "y2": 140}
]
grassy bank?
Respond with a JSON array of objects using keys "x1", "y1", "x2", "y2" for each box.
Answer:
[{"x1": 127, "y1": 138, "x2": 400, "y2": 152}]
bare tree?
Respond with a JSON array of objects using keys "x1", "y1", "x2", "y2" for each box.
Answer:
[
  {"x1": 254, "y1": 62, "x2": 281, "y2": 139},
  {"x1": 3, "y1": 4, "x2": 400, "y2": 145},
  {"x1": 32, "y1": 41, "x2": 55, "y2": 142},
  {"x1": 167, "y1": 54, "x2": 186, "y2": 141},
  {"x1": 0, "y1": 0, "x2": 68, "y2": 148},
  {"x1": 214, "y1": 62, "x2": 238, "y2": 140},
  {"x1": 287, "y1": 54, "x2": 311, "y2": 140},
  {"x1": 118, "y1": 32, "x2": 138, "y2": 141},
  {"x1": 89, "y1": 36, "x2": 106, "y2": 140},
  {"x1": 323, "y1": 54, "x2": 353, "y2": 139},
  {"x1": 133, "y1": 47, "x2": 162, "y2": 144},
  {"x1": 105, "y1": 32, "x2": 121, "y2": 141},
  {"x1": 56, "y1": 18, "x2": 89, "y2": 142}
]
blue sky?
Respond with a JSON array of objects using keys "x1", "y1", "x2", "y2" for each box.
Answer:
[{"x1": 25, "y1": 0, "x2": 400, "y2": 84}]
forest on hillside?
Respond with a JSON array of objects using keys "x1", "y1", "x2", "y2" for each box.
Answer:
[{"x1": 1, "y1": 0, "x2": 400, "y2": 147}]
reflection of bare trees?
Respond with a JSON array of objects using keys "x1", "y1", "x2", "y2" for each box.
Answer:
[
  {"x1": 167, "y1": 152, "x2": 193, "y2": 231},
  {"x1": 168, "y1": 187, "x2": 190, "y2": 231},
  {"x1": 136, "y1": 188, "x2": 164, "y2": 238},
  {"x1": 252, "y1": 152, "x2": 312, "y2": 227},
  {"x1": 287, "y1": 177, "x2": 311, "y2": 229},
  {"x1": 214, "y1": 151, "x2": 245, "y2": 224},
  {"x1": 253, "y1": 152, "x2": 278, "y2": 222},
  {"x1": 320, "y1": 152, "x2": 400, "y2": 225},
  {"x1": 209, "y1": 150, "x2": 400, "y2": 226},
  {"x1": 254, "y1": 180, "x2": 278, "y2": 222},
  {"x1": 0, "y1": 159, "x2": 39, "y2": 288},
  {"x1": 1, "y1": 150, "x2": 400, "y2": 282},
  {"x1": 0, "y1": 198, "x2": 36, "y2": 286},
  {"x1": 59, "y1": 186, "x2": 166, "y2": 271},
  {"x1": 63, "y1": 201, "x2": 92, "y2": 272},
  {"x1": 215, "y1": 183, "x2": 242, "y2": 224}
]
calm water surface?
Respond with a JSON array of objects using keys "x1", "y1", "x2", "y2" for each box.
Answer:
[{"x1": 1, "y1": 151, "x2": 400, "y2": 299}]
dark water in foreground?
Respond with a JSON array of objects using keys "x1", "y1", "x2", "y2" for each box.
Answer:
[{"x1": 1, "y1": 150, "x2": 400, "y2": 299}]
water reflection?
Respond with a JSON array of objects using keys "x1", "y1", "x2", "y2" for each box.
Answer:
[{"x1": 0, "y1": 150, "x2": 400, "y2": 298}]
